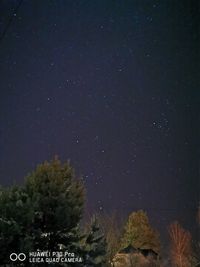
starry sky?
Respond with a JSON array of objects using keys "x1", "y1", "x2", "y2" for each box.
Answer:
[{"x1": 0, "y1": 1, "x2": 199, "y2": 241}]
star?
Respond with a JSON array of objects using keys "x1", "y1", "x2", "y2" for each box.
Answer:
[{"x1": 0, "y1": 0, "x2": 197, "y2": 244}]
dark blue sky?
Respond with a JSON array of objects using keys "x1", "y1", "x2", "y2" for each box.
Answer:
[{"x1": 0, "y1": 0, "x2": 199, "y2": 241}]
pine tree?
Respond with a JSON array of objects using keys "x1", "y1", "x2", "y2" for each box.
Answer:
[
  {"x1": 0, "y1": 158, "x2": 85, "y2": 266},
  {"x1": 83, "y1": 216, "x2": 107, "y2": 267},
  {"x1": 0, "y1": 186, "x2": 34, "y2": 264},
  {"x1": 25, "y1": 157, "x2": 85, "y2": 252}
]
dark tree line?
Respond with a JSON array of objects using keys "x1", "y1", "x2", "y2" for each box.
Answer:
[
  {"x1": 0, "y1": 158, "x2": 106, "y2": 267},
  {"x1": 1, "y1": 157, "x2": 199, "y2": 267}
]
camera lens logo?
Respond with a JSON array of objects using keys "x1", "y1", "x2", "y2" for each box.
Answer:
[{"x1": 10, "y1": 253, "x2": 26, "y2": 262}]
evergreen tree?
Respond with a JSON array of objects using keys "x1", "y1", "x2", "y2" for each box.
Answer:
[
  {"x1": 0, "y1": 158, "x2": 85, "y2": 266},
  {"x1": 121, "y1": 210, "x2": 160, "y2": 253},
  {"x1": 0, "y1": 186, "x2": 33, "y2": 264},
  {"x1": 83, "y1": 216, "x2": 107, "y2": 267},
  {"x1": 25, "y1": 157, "x2": 85, "y2": 252}
]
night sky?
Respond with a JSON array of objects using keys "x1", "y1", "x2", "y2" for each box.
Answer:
[{"x1": 0, "y1": 1, "x2": 199, "y2": 242}]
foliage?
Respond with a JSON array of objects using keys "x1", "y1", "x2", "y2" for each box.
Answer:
[
  {"x1": 0, "y1": 186, "x2": 33, "y2": 264},
  {"x1": 83, "y1": 216, "x2": 107, "y2": 267},
  {"x1": 120, "y1": 210, "x2": 160, "y2": 253},
  {"x1": 25, "y1": 157, "x2": 85, "y2": 251},
  {"x1": 0, "y1": 158, "x2": 85, "y2": 266}
]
